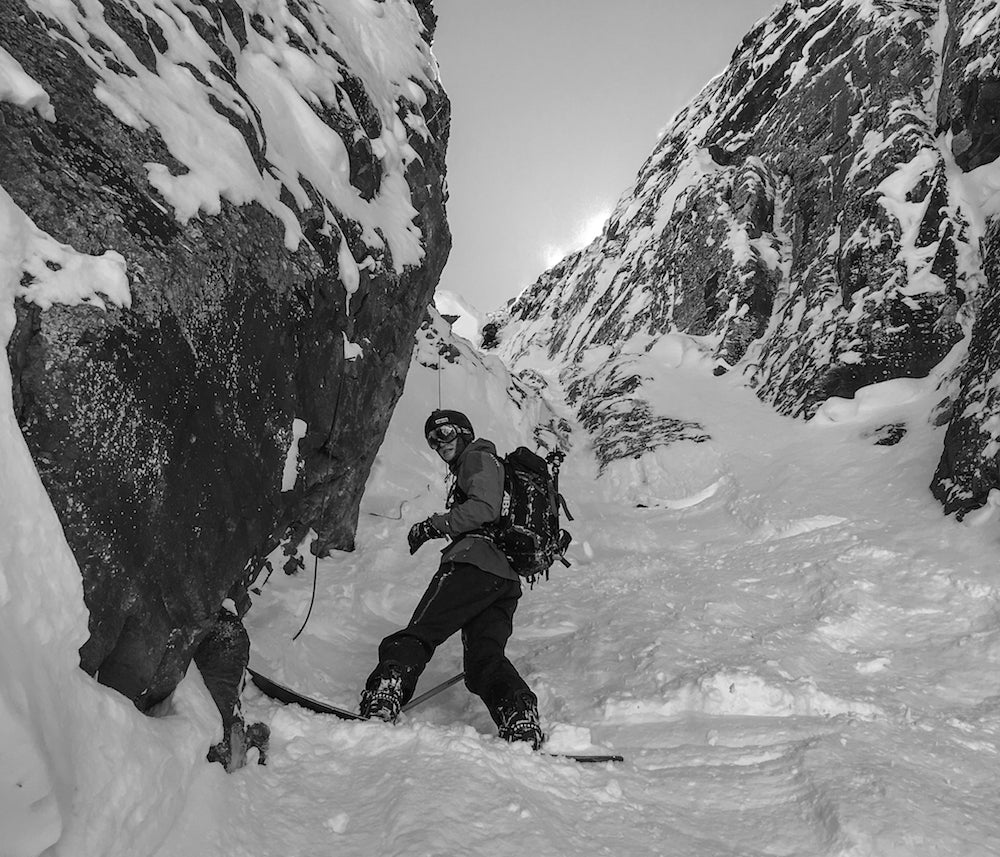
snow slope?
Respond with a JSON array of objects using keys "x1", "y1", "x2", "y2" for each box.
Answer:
[{"x1": 146, "y1": 330, "x2": 1000, "y2": 857}]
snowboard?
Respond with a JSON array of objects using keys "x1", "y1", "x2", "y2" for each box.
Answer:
[
  {"x1": 247, "y1": 667, "x2": 457, "y2": 719},
  {"x1": 247, "y1": 667, "x2": 624, "y2": 763},
  {"x1": 247, "y1": 667, "x2": 364, "y2": 720}
]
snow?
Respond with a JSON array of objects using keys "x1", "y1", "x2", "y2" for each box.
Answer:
[
  {"x1": 810, "y1": 372, "x2": 942, "y2": 425},
  {"x1": 959, "y1": 0, "x2": 1000, "y2": 49},
  {"x1": 874, "y1": 146, "x2": 953, "y2": 298},
  {"x1": 23, "y1": 0, "x2": 435, "y2": 263},
  {"x1": 1, "y1": 185, "x2": 131, "y2": 313},
  {"x1": 1, "y1": 173, "x2": 217, "y2": 857},
  {"x1": 4, "y1": 279, "x2": 1000, "y2": 852},
  {"x1": 281, "y1": 419, "x2": 308, "y2": 493},
  {"x1": 433, "y1": 289, "x2": 484, "y2": 343},
  {"x1": 137, "y1": 324, "x2": 1000, "y2": 855},
  {"x1": 0, "y1": 46, "x2": 55, "y2": 121}
]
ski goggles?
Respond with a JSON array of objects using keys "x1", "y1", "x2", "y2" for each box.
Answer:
[{"x1": 426, "y1": 424, "x2": 460, "y2": 447}]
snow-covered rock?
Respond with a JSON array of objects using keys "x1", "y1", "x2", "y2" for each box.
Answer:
[
  {"x1": 486, "y1": 0, "x2": 1000, "y2": 515},
  {"x1": 929, "y1": 0, "x2": 1000, "y2": 514},
  {"x1": 0, "y1": 0, "x2": 449, "y2": 711}
]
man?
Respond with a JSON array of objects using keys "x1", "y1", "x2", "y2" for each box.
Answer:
[{"x1": 359, "y1": 409, "x2": 542, "y2": 748}]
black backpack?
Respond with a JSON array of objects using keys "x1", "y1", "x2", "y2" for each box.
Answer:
[{"x1": 490, "y1": 447, "x2": 573, "y2": 584}]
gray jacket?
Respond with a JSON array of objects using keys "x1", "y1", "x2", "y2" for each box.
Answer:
[{"x1": 429, "y1": 438, "x2": 517, "y2": 581}]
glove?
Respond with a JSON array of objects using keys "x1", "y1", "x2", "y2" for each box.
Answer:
[{"x1": 407, "y1": 518, "x2": 442, "y2": 555}]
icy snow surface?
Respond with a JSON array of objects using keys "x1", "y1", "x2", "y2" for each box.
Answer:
[{"x1": 147, "y1": 329, "x2": 1000, "y2": 856}]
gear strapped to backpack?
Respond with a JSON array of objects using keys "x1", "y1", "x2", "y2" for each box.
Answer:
[{"x1": 489, "y1": 447, "x2": 573, "y2": 584}]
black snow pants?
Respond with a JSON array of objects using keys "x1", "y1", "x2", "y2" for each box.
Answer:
[{"x1": 367, "y1": 561, "x2": 533, "y2": 719}]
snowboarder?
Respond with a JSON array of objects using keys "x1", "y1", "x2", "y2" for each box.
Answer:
[{"x1": 359, "y1": 409, "x2": 543, "y2": 748}]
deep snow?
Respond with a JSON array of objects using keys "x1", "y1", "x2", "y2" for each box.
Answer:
[
  {"x1": 3, "y1": 292, "x2": 1000, "y2": 854},
  {"x1": 147, "y1": 326, "x2": 999, "y2": 857}
]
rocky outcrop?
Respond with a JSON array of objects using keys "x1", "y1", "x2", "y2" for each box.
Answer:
[
  {"x1": 488, "y1": 0, "x2": 1000, "y2": 515},
  {"x1": 565, "y1": 356, "x2": 710, "y2": 471},
  {"x1": 1, "y1": 0, "x2": 449, "y2": 709},
  {"x1": 930, "y1": 0, "x2": 1000, "y2": 514}
]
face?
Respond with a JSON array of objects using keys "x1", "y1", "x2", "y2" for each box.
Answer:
[
  {"x1": 433, "y1": 436, "x2": 460, "y2": 463},
  {"x1": 427, "y1": 424, "x2": 463, "y2": 463}
]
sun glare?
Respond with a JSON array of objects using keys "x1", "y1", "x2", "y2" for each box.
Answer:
[
  {"x1": 576, "y1": 207, "x2": 611, "y2": 247},
  {"x1": 542, "y1": 244, "x2": 566, "y2": 268},
  {"x1": 540, "y1": 206, "x2": 612, "y2": 272}
]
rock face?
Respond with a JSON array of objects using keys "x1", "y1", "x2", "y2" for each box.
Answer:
[
  {"x1": 1, "y1": 0, "x2": 449, "y2": 708},
  {"x1": 488, "y1": 0, "x2": 1000, "y2": 515},
  {"x1": 930, "y1": 0, "x2": 1000, "y2": 514}
]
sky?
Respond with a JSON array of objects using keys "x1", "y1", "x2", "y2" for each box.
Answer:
[{"x1": 432, "y1": 0, "x2": 780, "y2": 313}]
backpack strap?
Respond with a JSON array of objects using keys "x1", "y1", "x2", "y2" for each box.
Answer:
[
  {"x1": 545, "y1": 449, "x2": 573, "y2": 521},
  {"x1": 558, "y1": 493, "x2": 573, "y2": 522}
]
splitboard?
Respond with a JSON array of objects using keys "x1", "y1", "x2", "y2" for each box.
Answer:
[
  {"x1": 247, "y1": 667, "x2": 624, "y2": 763},
  {"x1": 247, "y1": 667, "x2": 364, "y2": 720}
]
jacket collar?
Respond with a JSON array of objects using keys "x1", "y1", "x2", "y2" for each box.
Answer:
[{"x1": 448, "y1": 436, "x2": 497, "y2": 472}]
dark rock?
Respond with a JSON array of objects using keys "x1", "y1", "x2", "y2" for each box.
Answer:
[
  {"x1": 479, "y1": 319, "x2": 500, "y2": 350},
  {"x1": 948, "y1": 77, "x2": 1000, "y2": 171},
  {"x1": 2, "y1": 0, "x2": 449, "y2": 713},
  {"x1": 412, "y1": 0, "x2": 439, "y2": 39},
  {"x1": 564, "y1": 361, "x2": 710, "y2": 471},
  {"x1": 928, "y1": 0, "x2": 1000, "y2": 515},
  {"x1": 493, "y1": 0, "x2": 996, "y2": 489},
  {"x1": 931, "y1": 217, "x2": 1000, "y2": 515},
  {"x1": 865, "y1": 424, "x2": 907, "y2": 446}
]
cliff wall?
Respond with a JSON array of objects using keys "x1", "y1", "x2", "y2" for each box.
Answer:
[
  {"x1": 1, "y1": 0, "x2": 450, "y2": 707},
  {"x1": 488, "y1": 0, "x2": 1000, "y2": 515}
]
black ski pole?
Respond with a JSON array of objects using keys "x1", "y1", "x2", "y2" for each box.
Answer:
[{"x1": 402, "y1": 671, "x2": 465, "y2": 712}]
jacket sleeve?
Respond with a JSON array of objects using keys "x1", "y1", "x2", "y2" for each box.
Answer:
[{"x1": 430, "y1": 450, "x2": 504, "y2": 536}]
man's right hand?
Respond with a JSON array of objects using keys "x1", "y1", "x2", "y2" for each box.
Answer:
[{"x1": 407, "y1": 518, "x2": 442, "y2": 555}]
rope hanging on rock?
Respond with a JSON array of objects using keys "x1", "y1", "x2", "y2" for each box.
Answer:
[{"x1": 292, "y1": 553, "x2": 319, "y2": 641}]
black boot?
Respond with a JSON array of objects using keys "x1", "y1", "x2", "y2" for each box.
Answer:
[
  {"x1": 494, "y1": 691, "x2": 543, "y2": 750},
  {"x1": 359, "y1": 662, "x2": 409, "y2": 722}
]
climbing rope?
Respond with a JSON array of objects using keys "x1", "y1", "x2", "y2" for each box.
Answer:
[{"x1": 292, "y1": 553, "x2": 319, "y2": 641}]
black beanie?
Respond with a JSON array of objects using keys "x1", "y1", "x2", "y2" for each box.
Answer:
[{"x1": 424, "y1": 409, "x2": 474, "y2": 438}]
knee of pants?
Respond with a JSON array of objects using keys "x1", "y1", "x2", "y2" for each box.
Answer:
[
  {"x1": 464, "y1": 654, "x2": 516, "y2": 697},
  {"x1": 463, "y1": 637, "x2": 500, "y2": 672}
]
